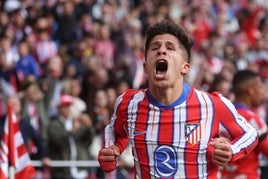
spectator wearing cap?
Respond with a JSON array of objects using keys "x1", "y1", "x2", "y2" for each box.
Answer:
[
  {"x1": 47, "y1": 94, "x2": 94, "y2": 179},
  {"x1": 61, "y1": 78, "x2": 87, "y2": 119}
]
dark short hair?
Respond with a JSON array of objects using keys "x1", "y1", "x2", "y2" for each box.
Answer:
[
  {"x1": 145, "y1": 20, "x2": 193, "y2": 62},
  {"x1": 232, "y1": 69, "x2": 259, "y2": 94}
]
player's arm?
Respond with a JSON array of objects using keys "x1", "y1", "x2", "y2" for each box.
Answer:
[
  {"x1": 228, "y1": 114, "x2": 258, "y2": 162},
  {"x1": 98, "y1": 116, "x2": 129, "y2": 173},
  {"x1": 98, "y1": 93, "x2": 129, "y2": 172},
  {"x1": 214, "y1": 93, "x2": 258, "y2": 162},
  {"x1": 251, "y1": 114, "x2": 268, "y2": 156},
  {"x1": 257, "y1": 137, "x2": 268, "y2": 156}
]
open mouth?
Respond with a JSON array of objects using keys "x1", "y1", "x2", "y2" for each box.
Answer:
[{"x1": 156, "y1": 59, "x2": 168, "y2": 74}]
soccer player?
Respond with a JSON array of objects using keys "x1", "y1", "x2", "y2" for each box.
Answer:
[
  {"x1": 220, "y1": 70, "x2": 268, "y2": 179},
  {"x1": 98, "y1": 20, "x2": 258, "y2": 178}
]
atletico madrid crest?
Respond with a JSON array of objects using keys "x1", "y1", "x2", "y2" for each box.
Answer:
[{"x1": 185, "y1": 123, "x2": 202, "y2": 145}]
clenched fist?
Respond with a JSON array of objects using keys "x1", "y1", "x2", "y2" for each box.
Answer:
[{"x1": 98, "y1": 145, "x2": 120, "y2": 172}]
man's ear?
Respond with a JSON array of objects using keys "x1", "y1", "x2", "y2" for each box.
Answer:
[
  {"x1": 180, "y1": 62, "x2": 190, "y2": 75},
  {"x1": 247, "y1": 85, "x2": 254, "y2": 96},
  {"x1": 143, "y1": 62, "x2": 148, "y2": 74}
]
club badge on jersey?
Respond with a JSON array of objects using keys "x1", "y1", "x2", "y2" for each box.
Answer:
[{"x1": 185, "y1": 123, "x2": 202, "y2": 145}]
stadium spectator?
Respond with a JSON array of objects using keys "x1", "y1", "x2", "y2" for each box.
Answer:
[
  {"x1": 47, "y1": 94, "x2": 94, "y2": 179},
  {"x1": 220, "y1": 69, "x2": 268, "y2": 179},
  {"x1": 15, "y1": 40, "x2": 40, "y2": 82},
  {"x1": 0, "y1": 0, "x2": 268, "y2": 178}
]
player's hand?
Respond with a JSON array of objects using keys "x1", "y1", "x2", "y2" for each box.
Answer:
[
  {"x1": 98, "y1": 145, "x2": 120, "y2": 172},
  {"x1": 210, "y1": 137, "x2": 232, "y2": 166}
]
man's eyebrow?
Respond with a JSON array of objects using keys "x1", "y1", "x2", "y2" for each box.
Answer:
[
  {"x1": 150, "y1": 41, "x2": 161, "y2": 46},
  {"x1": 150, "y1": 40, "x2": 176, "y2": 46},
  {"x1": 165, "y1": 41, "x2": 176, "y2": 46}
]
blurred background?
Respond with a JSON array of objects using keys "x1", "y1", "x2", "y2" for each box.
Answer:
[{"x1": 0, "y1": 0, "x2": 268, "y2": 178}]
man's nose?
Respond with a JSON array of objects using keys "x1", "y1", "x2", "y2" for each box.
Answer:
[{"x1": 157, "y1": 48, "x2": 167, "y2": 56}]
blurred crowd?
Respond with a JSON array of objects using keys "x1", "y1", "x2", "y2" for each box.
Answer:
[{"x1": 0, "y1": 0, "x2": 268, "y2": 178}]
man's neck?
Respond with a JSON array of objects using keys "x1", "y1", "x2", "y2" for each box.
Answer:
[{"x1": 149, "y1": 84, "x2": 184, "y2": 106}]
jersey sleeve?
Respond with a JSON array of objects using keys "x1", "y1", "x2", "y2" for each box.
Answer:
[
  {"x1": 212, "y1": 92, "x2": 258, "y2": 162},
  {"x1": 250, "y1": 111, "x2": 268, "y2": 156},
  {"x1": 103, "y1": 91, "x2": 129, "y2": 154},
  {"x1": 256, "y1": 137, "x2": 268, "y2": 156}
]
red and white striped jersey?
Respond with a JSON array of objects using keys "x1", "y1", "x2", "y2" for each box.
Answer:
[
  {"x1": 220, "y1": 104, "x2": 268, "y2": 179},
  {"x1": 103, "y1": 83, "x2": 258, "y2": 179}
]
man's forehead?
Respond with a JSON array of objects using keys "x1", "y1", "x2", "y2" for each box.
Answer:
[{"x1": 150, "y1": 34, "x2": 179, "y2": 45}]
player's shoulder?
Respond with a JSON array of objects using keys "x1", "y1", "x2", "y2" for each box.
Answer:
[
  {"x1": 121, "y1": 88, "x2": 146, "y2": 97},
  {"x1": 116, "y1": 88, "x2": 146, "y2": 104},
  {"x1": 115, "y1": 89, "x2": 146, "y2": 110},
  {"x1": 192, "y1": 88, "x2": 222, "y2": 99},
  {"x1": 237, "y1": 107, "x2": 256, "y2": 119},
  {"x1": 193, "y1": 88, "x2": 231, "y2": 106},
  {"x1": 209, "y1": 91, "x2": 223, "y2": 99}
]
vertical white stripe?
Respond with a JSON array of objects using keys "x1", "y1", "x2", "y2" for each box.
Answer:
[
  {"x1": 194, "y1": 90, "x2": 214, "y2": 145},
  {"x1": 127, "y1": 91, "x2": 145, "y2": 178},
  {"x1": 194, "y1": 90, "x2": 215, "y2": 177},
  {"x1": 173, "y1": 103, "x2": 187, "y2": 178},
  {"x1": 146, "y1": 104, "x2": 161, "y2": 178}
]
